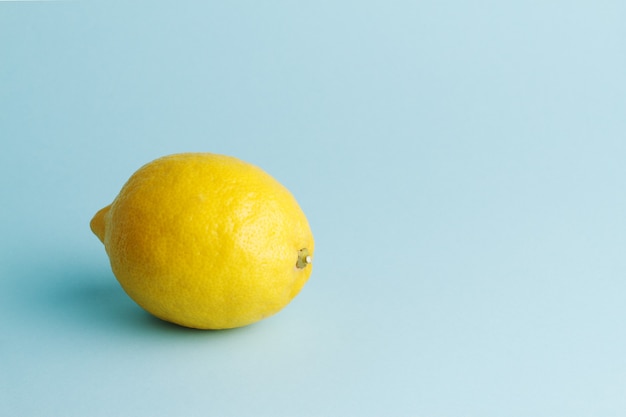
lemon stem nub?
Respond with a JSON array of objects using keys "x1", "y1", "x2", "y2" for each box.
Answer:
[
  {"x1": 297, "y1": 248, "x2": 311, "y2": 269},
  {"x1": 90, "y1": 205, "x2": 111, "y2": 244}
]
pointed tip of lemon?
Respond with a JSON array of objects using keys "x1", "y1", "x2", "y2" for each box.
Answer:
[{"x1": 90, "y1": 205, "x2": 111, "y2": 243}]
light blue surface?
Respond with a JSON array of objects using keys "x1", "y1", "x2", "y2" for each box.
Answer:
[{"x1": 2, "y1": 1, "x2": 626, "y2": 416}]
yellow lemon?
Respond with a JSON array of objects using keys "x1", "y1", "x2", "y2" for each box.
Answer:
[{"x1": 90, "y1": 153, "x2": 314, "y2": 329}]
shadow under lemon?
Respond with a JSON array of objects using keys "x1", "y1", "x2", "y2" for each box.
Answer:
[{"x1": 38, "y1": 264, "x2": 253, "y2": 336}]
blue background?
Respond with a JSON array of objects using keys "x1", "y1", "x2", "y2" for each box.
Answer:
[{"x1": 2, "y1": 1, "x2": 626, "y2": 416}]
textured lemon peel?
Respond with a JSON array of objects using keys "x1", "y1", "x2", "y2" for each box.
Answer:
[{"x1": 90, "y1": 153, "x2": 315, "y2": 329}]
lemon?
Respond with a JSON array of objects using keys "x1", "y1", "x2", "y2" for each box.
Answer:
[{"x1": 90, "y1": 153, "x2": 314, "y2": 329}]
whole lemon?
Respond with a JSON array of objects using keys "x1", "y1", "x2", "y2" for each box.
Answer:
[{"x1": 90, "y1": 153, "x2": 314, "y2": 329}]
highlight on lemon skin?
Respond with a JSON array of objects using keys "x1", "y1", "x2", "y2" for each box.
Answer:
[{"x1": 90, "y1": 152, "x2": 314, "y2": 330}]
